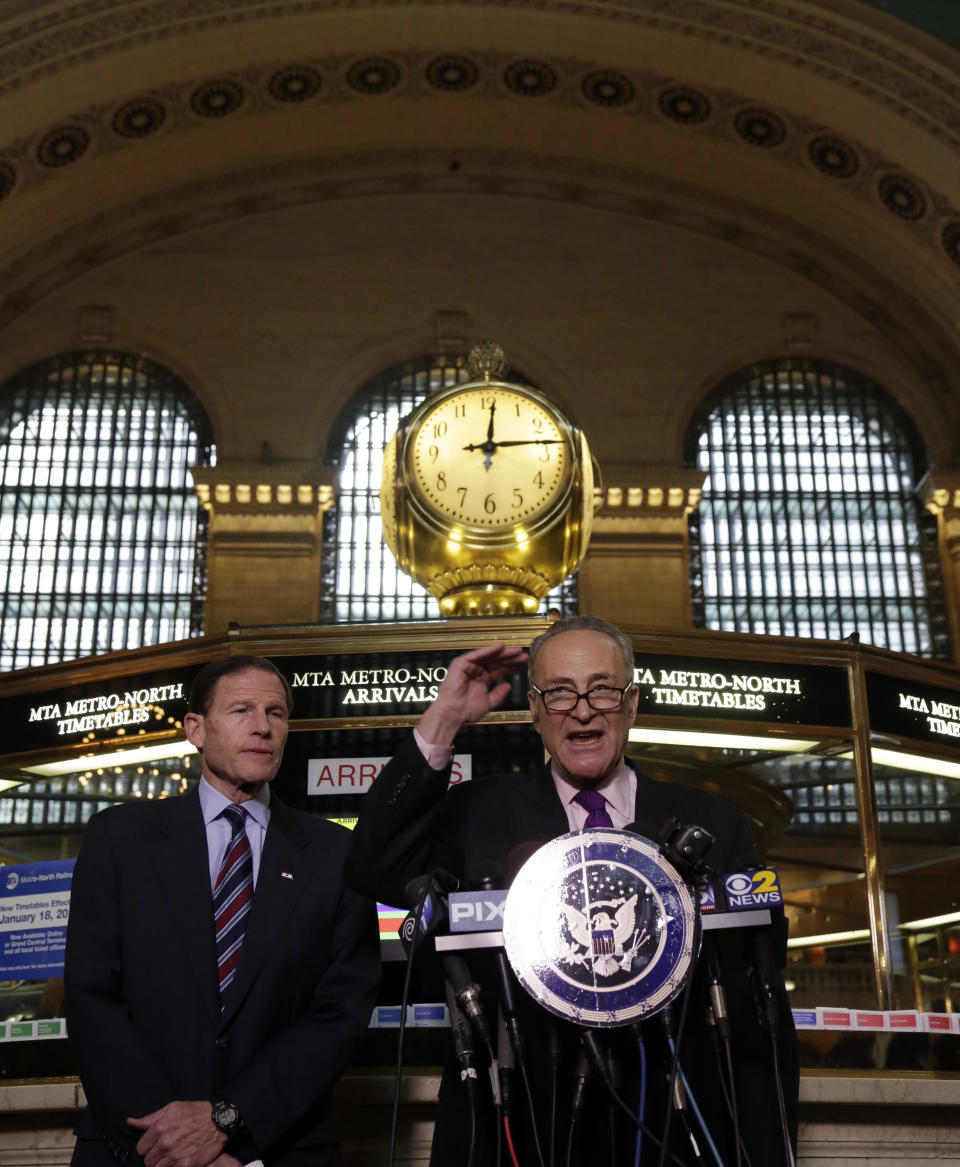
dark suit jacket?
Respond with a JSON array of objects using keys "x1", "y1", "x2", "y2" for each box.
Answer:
[
  {"x1": 345, "y1": 734, "x2": 798, "y2": 1167},
  {"x1": 65, "y1": 789, "x2": 380, "y2": 1167}
]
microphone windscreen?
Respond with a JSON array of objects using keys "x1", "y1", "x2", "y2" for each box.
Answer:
[
  {"x1": 404, "y1": 874, "x2": 433, "y2": 909},
  {"x1": 468, "y1": 860, "x2": 504, "y2": 891},
  {"x1": 505, "y1": 840, "x2": 548, "y2": 886},
  {"x1": 623, "y1": 820, "x2": 664, "y2": 847}
]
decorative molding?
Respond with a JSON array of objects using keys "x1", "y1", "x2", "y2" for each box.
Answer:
[
  {"x1": 191, "y1": 461, "x2": 336, "y2": 515},
  {"x1": 593, "y1": 467, "x2": 705, "y2": 516},
  {"x1": 919, "y1": 470, "x2": 960, "y2": 518},
  {"x1": 1, "y1": 45, "x2": 958, "y2": 283},
  {"x1": 0, "y1": 144, "x2": 952, "y2": 398},
  {"x1": 0, "y1": 0, "x2": 959, "y2": 151}
]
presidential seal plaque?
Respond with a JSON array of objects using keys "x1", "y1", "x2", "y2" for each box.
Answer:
[{"x1": 502, "y1": 829, "x2": 699, "y2": 1027}]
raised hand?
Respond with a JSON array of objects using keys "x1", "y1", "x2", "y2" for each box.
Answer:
[{"x1": 417, "y1": 642, "x2": 529, "y2": 747}]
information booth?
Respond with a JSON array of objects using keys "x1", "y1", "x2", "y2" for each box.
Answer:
[{"x1": 0, "y1": 618, "x2": 958, "y2": 1163}]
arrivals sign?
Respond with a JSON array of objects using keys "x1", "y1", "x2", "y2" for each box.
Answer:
[
  {"x1": 307, "y1": 753, "x2": 472, "y2": 795},
  {"x1": 4, "y1": 647, "x2": 852, "y2": 757},
  {"x1": 280, "y1": 651, "x2": 850, "y2": 726},
  {"x1": 866, "y1": 672, "x2": 960, "y2": 746}
]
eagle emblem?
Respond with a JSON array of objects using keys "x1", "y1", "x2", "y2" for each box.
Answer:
[{"x1": 560, "y1": 893, "x2": 648, "y2": 976}]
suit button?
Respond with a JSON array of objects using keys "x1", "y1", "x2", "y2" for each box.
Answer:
[{"x1": 215, "y1": 1037, "x2": 228, "y2": 1049}]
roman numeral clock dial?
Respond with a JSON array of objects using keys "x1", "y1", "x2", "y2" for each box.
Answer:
[{"x1": 380, "y1": 343, "x2": 595, "y2": 616}]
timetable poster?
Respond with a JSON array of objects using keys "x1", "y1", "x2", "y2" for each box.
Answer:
[{"x1": 0, "y1": 860, "x2": 74, "y2": 979}]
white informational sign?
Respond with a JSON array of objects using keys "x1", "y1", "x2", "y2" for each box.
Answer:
[
  {"x1": 307, "y1": 754, "x2": 472, "y2": 795},
  {"x1": 0, "y1": 860, "x2": 74, "y2": 979}
]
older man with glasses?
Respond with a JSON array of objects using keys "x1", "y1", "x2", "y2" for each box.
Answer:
[{"x1": 346, "y1": 614, "x2": 797, "y2": 1167}]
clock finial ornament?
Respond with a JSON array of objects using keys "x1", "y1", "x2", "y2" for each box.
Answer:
[
  {"x1": 381, "y1": 343, "x2": 594, "y2": 616},
  {"x1": 467, "y1": 340, "x2": 506, "y2": 382}
]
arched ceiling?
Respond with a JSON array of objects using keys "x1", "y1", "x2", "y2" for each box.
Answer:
[
  {"x1": 0, "y1": 0, "x2": 959, "y2": 461},
  {"x1": 859, "y1": 1, "x2": 960, "y2": 49}
]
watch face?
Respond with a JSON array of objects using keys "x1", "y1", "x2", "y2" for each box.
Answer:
[
  {"x1": 212, "y1": 1099, "x2": 241, "y2": 1134},
  {"x1": 408, "y1": 386, "x2": 569, "y2": 529}
]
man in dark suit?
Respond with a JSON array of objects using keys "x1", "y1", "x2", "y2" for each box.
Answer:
[
  {"x1": 65, "y1": 655, "x2": 380, "y2": 1167},
  {"x1": 346, "y1": 616, "x2": 798, "y2": 1166}
]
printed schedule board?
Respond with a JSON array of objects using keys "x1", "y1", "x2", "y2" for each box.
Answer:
[{"x1": 0, "y1": 861, "x2": 74, "y2": 979}]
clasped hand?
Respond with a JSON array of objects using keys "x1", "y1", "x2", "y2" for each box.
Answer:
[{"x1": 128, "y1": 1101, "x2": 240, "y2": 1167}]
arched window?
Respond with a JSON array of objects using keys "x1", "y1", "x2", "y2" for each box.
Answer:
[
  {"x1": 0, "y1": 351, "x2": 215, "y2": 670},
  {"x1": 685, "y1": 359, "x2": 947, "y2": 657},
  {"x1": 321, "y1": 353, "x2": 578, "y2": 623}
]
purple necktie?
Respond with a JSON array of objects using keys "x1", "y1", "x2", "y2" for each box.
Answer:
[{"x1": 573, "y1": 788, "x2": 613, "y2": 829}]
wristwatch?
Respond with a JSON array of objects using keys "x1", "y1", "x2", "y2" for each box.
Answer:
[{"x1": 210, "y1": 1095, "x2": 245, "y2": 1141}]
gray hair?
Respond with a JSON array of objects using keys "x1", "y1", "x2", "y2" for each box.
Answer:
[{"x1": 528, "y1": 615, "x2": 634, "y2": 686}]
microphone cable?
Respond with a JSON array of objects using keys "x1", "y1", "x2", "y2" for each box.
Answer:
[
  {"x1": 705, "y1": 1004, "x2": 750, "y2": 1167},
  {"x1": 577, "y1": 1029, "x2": 691, "y2": 1167},
  {"x1": 663, "y1": 1031, "x2": 724, "y2": 1167},
  {"x1": 387, "y1": 888, "x2": 428, "y2": 1167},
  {"x1": 656, "y1": 981, "x2": 693, "y2": 1167},
  {"x1": 471, "y1": 863, "x2": 548, "y2": 1167},
  {"x1": 445, "y1": 981, "x2": 481, "y2": 1167},
  {"x1": 704, "y1": 938, "x2": 745, "y2": 1167},
  {"x1": 497, "y1": 1009, "x2": 514, "y2": 1167},
  {"x1": 749, "y1": 928, "x2": 796, "y2": 1167},
  {"x1": 547, "y1": 1020, "x2": 562, "y2": 1167},
  {"x1": 632, "y1": 1026, "x2": 648, "y2": 1167},
  {"x1": 504, "y1": 1114, "x2": 521, "y2": 1167},
  {"x1": 565, "y1": 1045, "x2": 592, "y2": 1167}
]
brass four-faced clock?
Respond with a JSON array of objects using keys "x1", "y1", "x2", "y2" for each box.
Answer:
[{"x1": 381, "y1": 342, "x2": 594, "y2": 616}]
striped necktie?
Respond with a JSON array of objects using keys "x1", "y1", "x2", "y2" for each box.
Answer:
[
  {"x1": 213, "y1": 804, "x2": 254, "y2": 1002},
  {"x1": 573, "y1": 788, "x2": 614, "y2": 829}
]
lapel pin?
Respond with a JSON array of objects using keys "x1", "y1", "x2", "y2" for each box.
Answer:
[{"x1": 281, "y1": 871, "x2": 294, "y2": 880}]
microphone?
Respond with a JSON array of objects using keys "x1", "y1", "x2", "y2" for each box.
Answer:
[
  {"x1": 445, "y1": 979, "x2": 480, "y2": 1088},
  {"x1": 468, "y1": 862, "x2": 525, "y2": 1056},
  {"x1": 469, "y1": 860, "x2": 548, "y2": 1167},
  {"x1": 505, "y1": 840, "x2": 549, "y2": 886},
  {"x1": 404, "y1": 869, "x2": 460, "y2": 942},
  {"x1": 702, "y1": 939, "x2": 731, "y2": 1043},
  {"x1": 497, "y1": 1006, "x2": 515, "y2": 1117},
  {"x1": 749, "y1": 926, "x2": 781, "y2": 1035},
  {"x1": 660, "y1": 819, "x2": 716, "y2": 881},
  {"x1": 404, "y1": 871, "x2": 496, "y2": 1068},
  {"x1": 623, "y1": 818, "x2": 664, "y2": 845}
]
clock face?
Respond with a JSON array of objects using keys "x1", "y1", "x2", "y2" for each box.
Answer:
[{"x1": 409, "y1": 386, "x2": 570, "y2": 529}]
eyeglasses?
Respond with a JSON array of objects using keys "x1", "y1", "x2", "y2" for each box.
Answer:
[{"x1": 530, "y1": 682, "x2": 634, "y2": 713}]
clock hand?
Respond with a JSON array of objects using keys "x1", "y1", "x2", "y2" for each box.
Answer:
[
  {"x1": 483, "y1": 402, "x2": 496, "y2": 470},
  {"x1": 461, "y1": 438, "x2": 562, "y2": 452},
  {"x1": 460, "y1": 404, "x2": 501, "y2": 468}
]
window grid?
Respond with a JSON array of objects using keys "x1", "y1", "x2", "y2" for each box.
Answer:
[
  {"x1": 321, "y1": 354, "x2": 577, "y2": 623},
  {"x1": 767, "y1": 758, "x2": 954, "y2": 830},
  {"x1": 686, "y1": 360, "x2": 948, "y2": 657},
  {"x1": 0, "y1": 352, "x2": 214, "y2": 670}
]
